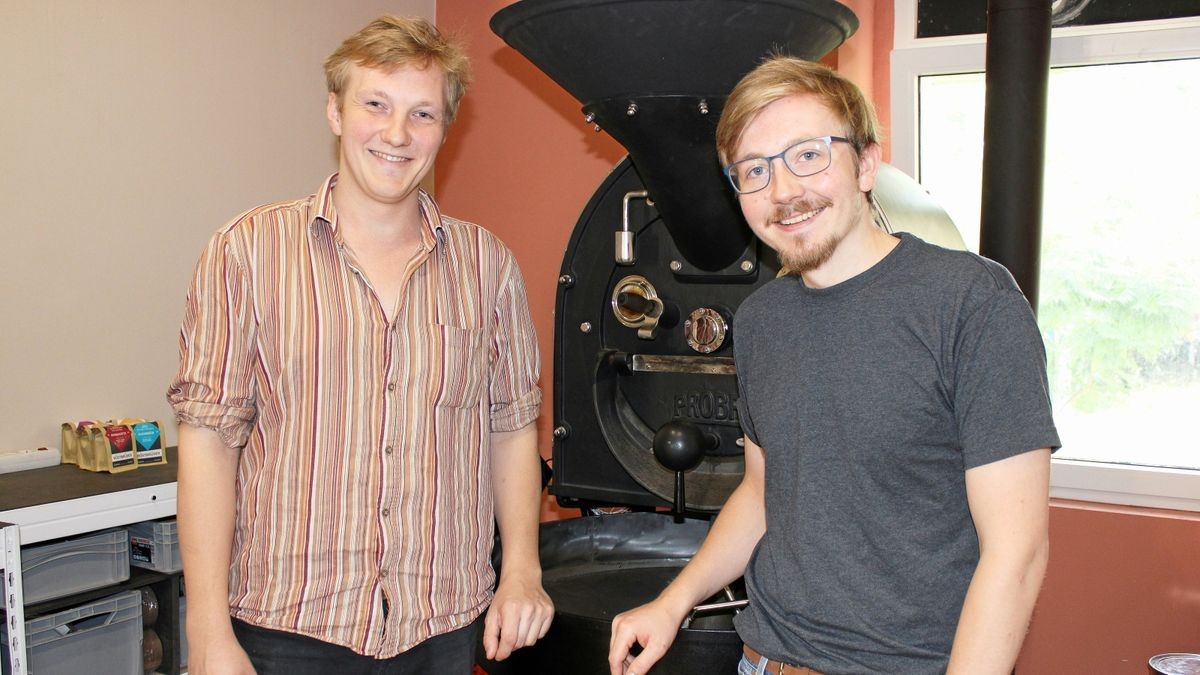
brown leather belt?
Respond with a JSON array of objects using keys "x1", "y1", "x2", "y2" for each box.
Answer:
[{"x1": 743, "y1": 644, "x2": 824, "y2": 675}]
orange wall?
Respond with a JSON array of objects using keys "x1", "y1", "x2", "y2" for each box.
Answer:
[
  {"x1": 435, "y1": 0, "x2": 1199, "y2": 671},
  {"x1": 433, "y1": 0, "x2": 626, "y2": 521},
  {"x1": 1020, "y1": 501, "x2": 1200, "y2": 673}
]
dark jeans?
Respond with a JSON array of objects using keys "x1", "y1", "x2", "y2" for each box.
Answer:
[{"x1": 231, "y1": 615, "x2": 483, "y2": 675}]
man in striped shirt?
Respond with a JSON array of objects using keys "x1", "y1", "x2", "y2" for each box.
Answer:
[{"x1": 168, "y1": 16, "x2": 552, "y2": 674}]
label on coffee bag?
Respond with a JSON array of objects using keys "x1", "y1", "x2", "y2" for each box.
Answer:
[
  {"x1": 133, "y1": 421, "x2": 165, "y2": 465},
  {"x1": 104, "y1": 424, "x2": 136, "y2": 469}
]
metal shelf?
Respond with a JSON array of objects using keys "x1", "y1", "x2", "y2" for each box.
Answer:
[{"x1": 2, "y1": 458, "x2": 178, "y2": 675}]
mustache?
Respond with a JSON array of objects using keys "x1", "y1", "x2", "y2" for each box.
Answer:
[{"x1": 771, "y1": 197, "x2": 832, "y2": 223}]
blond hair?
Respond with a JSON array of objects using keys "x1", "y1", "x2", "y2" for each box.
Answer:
[
  {"x1": 324, "y1": 15, "x2": 472, "y2": 125},
  {"x1": 716, "y1": 56, "x2": 880, "y2": 166}
]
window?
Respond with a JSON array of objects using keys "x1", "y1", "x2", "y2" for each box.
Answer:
[{"x1": 892, "y1": 2, "x2": 1200, "y2": 511}]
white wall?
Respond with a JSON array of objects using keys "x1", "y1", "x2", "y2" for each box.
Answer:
[{"x1": 0, "y1": 0, "x2": 435, "y2": 455}]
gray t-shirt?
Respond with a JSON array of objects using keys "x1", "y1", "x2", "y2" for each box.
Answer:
[{"x1": 732, "y1": 233, "x2": 1060, "y2": 674}]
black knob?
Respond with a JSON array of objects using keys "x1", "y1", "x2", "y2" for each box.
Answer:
[
  {"x1": 616, "y1": 291, "x2": 656, "y2": 316},
  {"x1": 652, "y1": 421, "x2": 710, "y2": 472},
  {"x1": 653, "y1": 421, "x2": 716, "y2": 522}
]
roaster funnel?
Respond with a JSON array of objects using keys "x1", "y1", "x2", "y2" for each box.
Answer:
[{"x1": 490, "y1": 0, "x2": 858, "y2": 271}]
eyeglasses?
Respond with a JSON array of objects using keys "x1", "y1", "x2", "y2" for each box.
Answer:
[{"x1": 723, "y1": 135, "x2": 851, "y2": 194}]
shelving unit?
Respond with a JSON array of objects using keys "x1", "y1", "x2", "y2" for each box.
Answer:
[{"x1": 1, "y1": 458, "x2": 178, "y2": 675}]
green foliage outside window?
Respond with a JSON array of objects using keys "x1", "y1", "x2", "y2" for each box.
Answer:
[{"x1": 1039, "y1": 230, "x2": 1198, "y2": 413}]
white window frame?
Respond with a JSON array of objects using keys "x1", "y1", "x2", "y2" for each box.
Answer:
[{"x1": 890, "y1": 0, "x2": 1200, "y2": 512}]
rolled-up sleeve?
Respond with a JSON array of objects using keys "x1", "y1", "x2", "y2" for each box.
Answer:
[
  {"x1": 166, "y1": 228, "x2": 258, "y2": 449},
  {"x1": 487, "y1": 258, "x2": 542, "y2": 432}
]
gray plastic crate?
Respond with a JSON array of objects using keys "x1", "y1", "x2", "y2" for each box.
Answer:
[
  {"x1": 128, "y1": 518, "x2": 182, "y2": 573},
  {"x1": 2, "y1": 589, "x2": 143, "y2": 675},
  {"x1": 20, "y1": 529, "x2": 130, "y2": 605}
]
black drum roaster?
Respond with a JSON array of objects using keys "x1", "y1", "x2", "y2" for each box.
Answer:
[{"x1": 482, "y1": 1, "x2": 967, "y2": 673}]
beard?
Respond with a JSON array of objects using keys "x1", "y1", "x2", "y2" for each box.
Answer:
[
  {"x1": 771, "y1": 198, "x2": 841, "y2": 276},
  {"x1": 779, "y1": 234, "x2": 839, "y2": 275}
]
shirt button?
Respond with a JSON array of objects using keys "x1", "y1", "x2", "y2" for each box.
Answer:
[
  {"x1": 385, "y1": 445, "x2": 394, "y2": 455},
  {"x1": 387, "y1": 382, "x2": 396, "y2": 392},
  {"x1": 380, "y1": 569, "x2": 389, "y2": 578},
  {"x1": 381, "y1": 507, "x2": 390, "y2": 517}
]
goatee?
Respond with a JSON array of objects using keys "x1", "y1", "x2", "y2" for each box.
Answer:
[
  {"x1": 771, "y1": 198, "x2": 837, "y2": 276},
  {"x1": 779, "y1": 235, "x2": 839, "y2": 276}
]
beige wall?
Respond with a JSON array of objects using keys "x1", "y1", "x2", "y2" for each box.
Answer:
[{"x1": 0, "y1": 0, "x2": 433, "y2": 455}]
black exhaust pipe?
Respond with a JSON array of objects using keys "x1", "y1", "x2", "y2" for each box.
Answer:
[{"x1": 979, "y1": 0, "x2": 1052, "y2": 311}]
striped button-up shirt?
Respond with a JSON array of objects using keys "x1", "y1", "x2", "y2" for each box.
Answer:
[{"x1": 167, "y1": 174, "x2": 541, "y2": 656}]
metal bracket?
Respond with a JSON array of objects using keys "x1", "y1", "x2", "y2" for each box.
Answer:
[{"x1": 3, "y1": 521, "x2": 27, "y2": 675}]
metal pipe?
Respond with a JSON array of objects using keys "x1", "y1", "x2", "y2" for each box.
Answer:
[
  {"x1": 616, "y1": 190, "x2": 650, "y2": 265},
  {"x1": 979, "y1": 0, "x2": 1052, "y2": 313}
]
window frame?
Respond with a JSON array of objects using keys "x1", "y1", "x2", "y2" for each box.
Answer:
[{"x1": 890, "y1": 0, "x2": 1200, "y2": 511}]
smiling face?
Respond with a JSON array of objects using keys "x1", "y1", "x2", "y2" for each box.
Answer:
[
  {"x1": 326, "y1": 63, "x2": 447, "y2": 214},
  {"x1": 733, "y1": 93, "x2": 880, "y2": 279}
]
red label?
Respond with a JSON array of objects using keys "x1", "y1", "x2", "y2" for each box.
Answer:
[{"x1": 105, "y1": 424, "x2": 132, "y2": 452}]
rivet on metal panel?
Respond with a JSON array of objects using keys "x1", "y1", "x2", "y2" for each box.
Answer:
[{"x1": 669, "y1": 260, "x2": 683, "y2": 272}]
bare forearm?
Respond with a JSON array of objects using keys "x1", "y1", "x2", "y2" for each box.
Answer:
[
  {"x1": 485, "y1": 422, "x2": 554, "y2": 660},
  {"x1": 950, "y1": 449, "x2": 1052, "y2": 674},
  {"x1": 608, "y1": 438, "x2": 766, "y2": 675},
  {"x1": 490, "y1": 423, "x2": 543, "y2": 577},
  {"x1": 946, "y1": 543, "x2": 1048, "y2": 674},
  {"x1": 177, "y1": 424, "x2": 241, "y2": 639},
  {"x1": 655, "y1": 475, "x2": 765, "y2": 616}
]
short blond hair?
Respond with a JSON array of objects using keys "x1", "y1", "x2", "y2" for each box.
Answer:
[
  {"x1": 716, "y1": 56, "x2": 880, "y2": 166},
  {"x1": 324, "y1": 15, "x2": 472, "y2": 125}
]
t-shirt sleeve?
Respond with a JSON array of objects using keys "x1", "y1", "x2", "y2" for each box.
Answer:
[
  {"x1": 954, "y1": 289, "x2": 1061, "y2": 469},
  {"x1": 733, "y1": 308, "x2": 761, "y2": 447},
  {"x1": 487, "y1": 257, "x2": 542, "y2": 432},
  {"x1": 165, "y1": 230, "x2": 258, "y2": 449}
]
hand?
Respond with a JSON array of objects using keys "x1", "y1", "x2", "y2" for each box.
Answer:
[
  {"x1": 483, "y1": 571, "x2": 554, "y2": 661},
  {"x1": 608, "y1": 599, "x2": 687, "y2": 675},
  {"x1": 187, "y1": 630, "x2": 256, "y2": 675}
]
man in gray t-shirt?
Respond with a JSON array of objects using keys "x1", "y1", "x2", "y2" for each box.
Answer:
[{"x1": 609, "y1": 57, "x2": 1059, "y2": 675}]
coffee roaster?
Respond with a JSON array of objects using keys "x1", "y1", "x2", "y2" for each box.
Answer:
[{"x1": 485, "y1": 1, "x2": 966, "y2": 672}]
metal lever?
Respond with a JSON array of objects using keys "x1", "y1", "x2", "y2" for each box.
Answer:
[
  {"x1": 653, "y1": 421, "x2": 717, "y2": 523},
  {"x1": 615, "y1": 292, "x2": 656, "y2": 315},
  {"x1": 681, "y1": 598, "x2": 751, "y2": 629},
  {"x1": 611, "y1": 275, "x2": 664, "y2": 340},
  {"x1": 616, "y1": 190, "x2": 652, "y2": 265}
]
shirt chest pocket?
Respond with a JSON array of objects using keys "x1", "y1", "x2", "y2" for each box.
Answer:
[{"x1": 429, "y1": 324, "x2": 487, "y2": 409}]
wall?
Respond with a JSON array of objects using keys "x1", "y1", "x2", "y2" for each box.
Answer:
[
  {"x1": 436, "y1": 0, "x2": 1199, "y2": 671},
  {"x1": 0, "y1": 0, "x2": 431, "y2": 456},
  {"x1": 1021, "y1": 502, "x2": 1200, "y2": 673}
]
